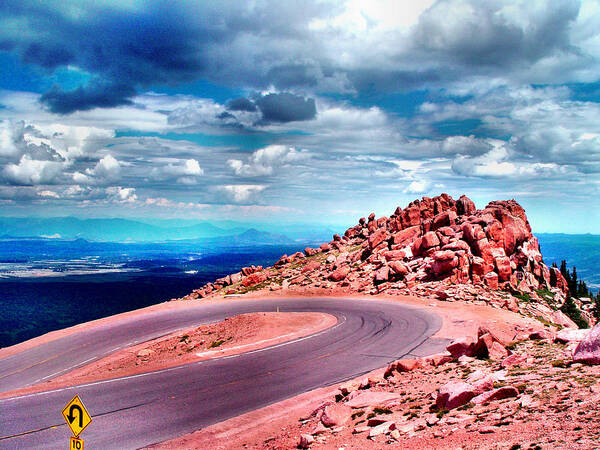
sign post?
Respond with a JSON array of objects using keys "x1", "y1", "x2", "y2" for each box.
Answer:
[{"x1": 62, "y1": 395, "x2": 92, "y2": 448}]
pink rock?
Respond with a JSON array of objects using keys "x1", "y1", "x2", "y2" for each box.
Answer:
[
  {"x1": 383, "y1": 250, "x2": 406, "y2": 261},
  {"x1": 501, "y1": 353, "x2": 528, "y2": 368},
  {"x1": 494, "y1": 256, "x2": 512, "y2": 281},
  {"x1": 474, "y1": 333, "x2": 509, "y2": 360},
  {"x1": 484, "y1": 272, "x2": 499, "y2": 290},
  {"x1": 374, "y1": 265, "x2": 389, "y2": 283},
  {"x1": 573, "y1": 323, "x2": 600, "y2": 364},
  {"x1": 242, "y1": 272, "x2": 267, "y2": 287},
  {"x1": 431, "y1": 256, "x2": 459, "y2": 276},
  {"x1": 555, "y1": 328, "x2": 590, "y2": 344},
  {"x1": 368, "y1": 228, "x2": 388, "y2": 250},
  {"x1": 329, "y1": 266, "x2": 350, "y2": 282},
  {"x1": 369, "y1": 421, "x2": 396, "y2": 438},
  {"x1": 456, "y1": 195, "x2": 476, "y2": 215},
  {"x1": 385, "y1": 358, "x2": 423, "y2": 377},
  {"x1": 473, "y1": 376, "x2": 494, "y2": 394},
  {"x1": 321, "y1": 404, "x2": 351, "y2": 427},
  {"x1": 320, "y1": 243, "x2": 331, "y2": 252},
  {"x1": 301, "y1": 261, "x2": 321, "y2": 273},
  {"x1": 446, "y1": 338, "x2": 476, "y2": 358},
  {"x1": 471, "y1": 386, "x2": 519, "y2": 405},
  {"x1": 345, "y1": 391, "x2": 401, "y2": 408},
  {"x1": 436, "y1": 381, "x2": 477, "y2": 410},
  {"x1": 392, "y1": 226, "x2": 420, "y2": 246},
  {"x1": 425, "y1": 352, "x2": 454, "y2": 366},
  {"x1": 388, "y1": 261, "x2": 408, "y2": 277},
  {"x1": 528, "y1": 329, "x2": 554, "y2": 340},
  {"x1": 299, "y1": 434, "x2": 314, "y2": 448},
  {"x1": 421, "y1": 231, "x2": 440, "y2": 249}
]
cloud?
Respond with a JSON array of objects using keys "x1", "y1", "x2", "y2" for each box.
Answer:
[
  {"x1": 40, "y1": 81, "x2": 136, "y2": 114},
  {"x1": 403, "y1": 180, "x2": 430, "y2": 194},
  {"x1": 37, "y1": 189, "x2": 59, "y2": 198},
  {"x1": 254, "y1": 93, "x2": 317, "y2": 123},
  {"x1": 226, "y1": 98, "x2": 257, "y2": 112},
  {"x1": 73, "y1": 154, "x2": 121, "y2": 184},
  {"x1": 3, "y1": 155, "x2": 64, "y2": 185},
  {"x1": 150, "y1": 158, "x2": 204, "y2": 184},
  {"x1": 227, "y1": 145, "x2": 308, "y2": 177},
  {"x1": 145, "y1": 197, "x2": 209, "y2": 209},
  {"x1": 105, "y1": 186, "x2": 137, "y2": 203},
  {"x1": 0, "y1": 0, "x2": 596, "y2": 114},
  {"x1": 451, "y1": 141, "x2": 570, "y2": 178},
  {"x1": 220, "y1": 184, "x2": 266, "y2": 203}
]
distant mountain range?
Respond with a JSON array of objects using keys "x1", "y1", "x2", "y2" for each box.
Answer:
[{"x1": 0, "y1": 217, "x2": 335, "y2": 243}]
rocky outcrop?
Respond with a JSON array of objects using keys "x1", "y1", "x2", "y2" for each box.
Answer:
[{"x1": 181, "y1": 194, "x2": 570, "y2": 316}]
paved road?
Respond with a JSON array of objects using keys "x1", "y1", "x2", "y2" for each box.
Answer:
[{"x1": 0, "y1": 297, "x2": 444, "y2": 449}]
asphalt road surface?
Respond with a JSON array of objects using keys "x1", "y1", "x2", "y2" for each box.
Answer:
[{"x1": 0, "y1": 297, "x2": 444, "y2": 449}]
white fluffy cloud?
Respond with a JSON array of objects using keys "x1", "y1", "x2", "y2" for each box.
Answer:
[
  {"x1": 228, "y1": 145, "x2": 308, "y2": 177},
  {"x1": 220, "y1": 185, "x2": 266, "y2": 203},
  {"x1": 403, "y1": 180, "x2": 430, "y2": 194},
  {"x1": 105, "y1": 186, "x2": 137, "y2": 203},
  {"x1": 3, "y1": 155, "x2": 65, "y2": 185},
  {"x1": 150, "y1": 158, "x2": 204, "y2": 184}
]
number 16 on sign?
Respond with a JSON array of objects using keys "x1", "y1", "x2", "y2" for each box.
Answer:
[{"x1": 70, "y1": 436, "x2": 84, "y2": 449}]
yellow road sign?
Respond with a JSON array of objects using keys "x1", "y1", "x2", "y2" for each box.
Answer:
[
  {"x1": 70, "y1": 436, "x2": 84, "y2": 449},
  {"x1": 62, "y1": 395, "x2": 92, "y2": 437}
]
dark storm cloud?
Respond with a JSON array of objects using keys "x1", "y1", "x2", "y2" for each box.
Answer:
[
  {"x1": 254, "y1": 93, "x2": 317, "y2": 123},
  {"x1": 226, "y1": 97, "x2": 257, "y2": 112},
  {"x1": 40, "y1": 81, "x2": 136, "y2": 114},
  {"x1": 0, "y1": 0, "x2": 589, "y2": 112},
  {"x1": 413, "y1": 0, "x2": 580, "y2": 68}
]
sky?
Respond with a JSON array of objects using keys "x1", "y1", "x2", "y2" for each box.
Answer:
[{"x1": 0, "y1": 0, "x2": 599, "y2": 233}]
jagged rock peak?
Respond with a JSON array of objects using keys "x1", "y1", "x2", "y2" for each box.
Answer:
[{"x1": 185, "y1": 194, "x2": 568, "y2": 304}]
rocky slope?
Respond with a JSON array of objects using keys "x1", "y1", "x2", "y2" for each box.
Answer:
[{"x1": 179, "y1": 194, "x2": 585, "y2": 328}]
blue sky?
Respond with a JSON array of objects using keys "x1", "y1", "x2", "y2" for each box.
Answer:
[{"x1": 0, "y1": 0, "x2": 599, "y2": 233}]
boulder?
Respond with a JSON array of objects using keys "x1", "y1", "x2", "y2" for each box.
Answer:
[
  {"x1": 551, "y1": 310, "x2": 578, "y2": 329},
  {"x1": 242, "y1": 272, "x2": 267, "y2": 287},
  {"x1": 374, "y1": 265, "x2": 389, "y2": 284},
  {"x1": 555, "y1": 328, "x2": 590, "y2": 344},
  {"x1": 369, "y1": 421, "x2": 396, "y2": 438},
  {"x1": 385, "y1": 358, "x2": 423, "y2": 377},
  {"x1": 321, "y1": 404, "x2": 351, "y2": 427},
  {"x1": 382, "y1": 250, "x2": 406, "y2": 261},
  {"x1": 392, "y1": 226, "x2": 420, "y2": 246},
  {"x1": 471, "y1": 386, "x2": 519, "y2": 405},
  {"x1": 456, "y1": 195, "x2": 476, "y2": 215},
  {"x1": 436, "y1": 381, "x2": 477, "y2": 410},
  {"x1": 501, "y1": 353, "x2": 528, "y2": 368},
  {"x1": 484, "y1": 272, "x2": 499, "y2": 290},
  {"x1": 368, "y1": 228, "x2": 388, "y2": 250},
  {"x1": 301, "y1": 261, "x2": 321, "y2": 273},
  {"x1": 421, "y1": 231, "x2": 440, "y2": 249},
  {"x1": 474, "y1": 333, "x2": 509, "y2": 360},
  {"x1": 494, "y1": 256, "x2": 512, "y2": 281},
  {"x1": 446, "y1": 338, "x2": 476, "y2": 358},
  {"x1": 573, "y1": 324, "x2": 600, "y2": 364},
  {"x1": 299, "y1": 434, "x2": 314, "y2": 448},
  {"x1": 388, "y1": 260, "x2": 408, "y2": 277},
  {"x1": 329, "y1": 266, "x2": 350, "y2": 282},
  {"x1": 345, "y1": 391, "x2": 401, "y2": 408}
]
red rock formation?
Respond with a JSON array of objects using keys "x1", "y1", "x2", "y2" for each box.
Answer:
[{"x1": 188, "y1": 194, "x2": 570, "y2": 303}]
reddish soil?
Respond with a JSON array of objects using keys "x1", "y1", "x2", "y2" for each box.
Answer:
[{"x1": 0, "y1": 311, "x2": 335, "y2": 399}]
